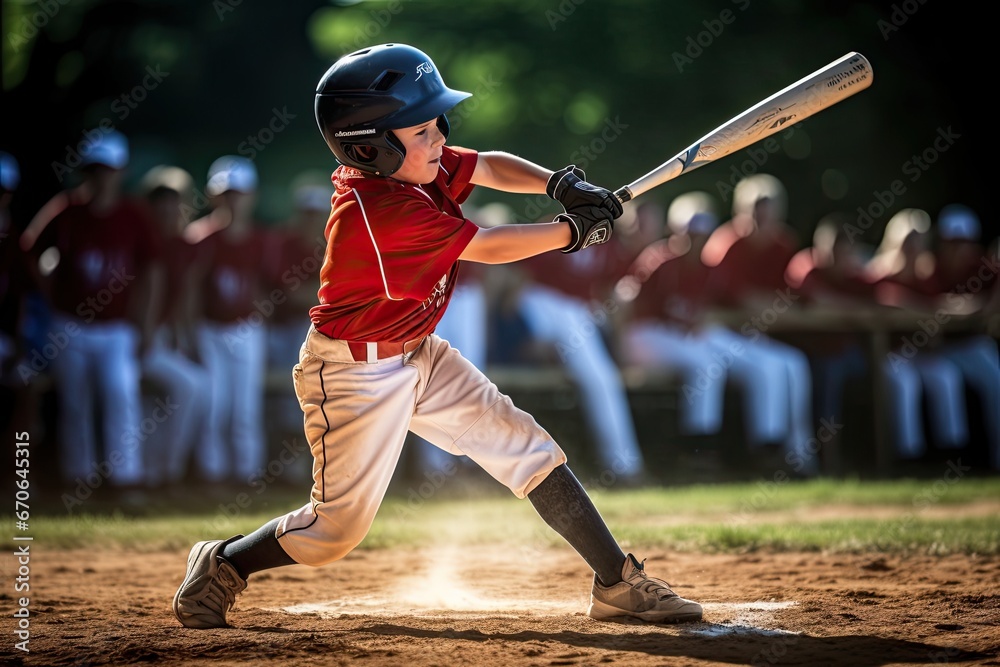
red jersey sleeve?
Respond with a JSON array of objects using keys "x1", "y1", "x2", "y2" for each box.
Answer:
[{"x1": 439, "y1": 146, "x2": 478, "y2": 204}]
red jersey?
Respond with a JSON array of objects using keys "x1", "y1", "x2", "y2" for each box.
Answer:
[
  {"x1": 34, "y1": 198, "x2": 161, "y2": 322},
  {"x1": 521, "y1": 234, "x2": 639, "y2": 303},
  {"x1": 785, "y1": 249, "x2": 876, "y2": 305},
  {"x1": 310, "y1": 146, "x2": 480, "y2": 342},
  {"x1": 266, "y1": 226, "x2": 326, "y2": 324},
  {"x1": 157, "y1": 236, "x2": 197, "y2": 326},
  {"x1": 702, "y1": 221, "x2": 799, "y2": 307},
  {"x1": 193, "y1": 224, "x2": 271, "y2": 324},
  {"x1": 624, "y1": 239, "x2": 716, "y2": 327},
  {"x1": 784, "y1": 248, "x2": 876, "y2": 356}
]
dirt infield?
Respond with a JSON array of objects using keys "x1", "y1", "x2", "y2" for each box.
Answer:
[{"x1": 5, "y1": 543, "x2": 998, "y2": 666}]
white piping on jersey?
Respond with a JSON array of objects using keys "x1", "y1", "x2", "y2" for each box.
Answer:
[
  {"x1": 439, "y1": 164, "x2": 451, "y2": 177},
  {"x1": 352, "y1": 188, "x2": 402, "y2": 302},
  {"x1": 412, "y1": 185, "x2": 435, "y2": 205}
]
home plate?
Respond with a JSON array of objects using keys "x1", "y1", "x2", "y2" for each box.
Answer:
[{"x1": 682, "y1": 601, "x2": 800, "y2": 637}]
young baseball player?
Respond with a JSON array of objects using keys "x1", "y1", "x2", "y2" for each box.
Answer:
[{"x1": 174, "y1": 43, "x2": 702, "y2": 629}]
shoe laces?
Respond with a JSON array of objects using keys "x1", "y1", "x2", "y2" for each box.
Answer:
[
  {"x1": 631, "y1": 558, "x2": 679, "y2": 601},
  {"x1": 195, "y1": 561, "x2": 243, "y2": 615}
]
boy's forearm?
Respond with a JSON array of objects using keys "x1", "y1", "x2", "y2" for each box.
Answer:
[
  {"x1": 473, "y1": 151, "x2": 552, "y2": 194},
  {"x1": 459, "y1": 222, "x2": 571, "y2": 264}
]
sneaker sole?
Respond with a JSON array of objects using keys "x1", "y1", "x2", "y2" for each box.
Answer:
[
  {"x1": 172, "y1": 540, "x2": 225, "y2": 629},
  {"x1": 587, "y1": 599, "x2": 703, "y2": 624}
]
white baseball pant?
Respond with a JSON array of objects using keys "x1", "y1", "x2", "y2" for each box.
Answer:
[
  {"x1": 412, "y1": 281, "x2": 488, "y2": 473},
  {"x1": 622, "y1": 321, "x2": 726, "y2": 435},
  {"x1": 884, "y1": 352, "x2": 968, "y2": 459},
  {"x1": 140, "y1": 326, "x2": 210, "y2": 486},
  {"x1": 517, "y1": 285, "x2": 645, "y2": 477},
  {"x1": 266, "y1": 320, "x2": 312, "y2": 433},
  {"x1": 702, "y1": 325, "x2": 815, "y2": 471},
  {"x1": 275, "y1": 327, "x2": 566, "y2": 566},
  {"x1": 196, "y1": 321, "x2": 266, "y2": 482},
  {"x1": 49, "y1": 315, "x2": 143, "y2": 486},
  {"x1": 941, "y1": 335, "x2": 1000, "y2": 468}
]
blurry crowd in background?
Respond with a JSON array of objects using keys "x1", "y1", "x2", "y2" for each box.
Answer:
[{"x1": 1, "y1": 130, "x2": 998, "y2": 506}]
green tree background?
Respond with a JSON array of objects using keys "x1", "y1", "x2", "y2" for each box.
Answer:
[{"x1": 3, "y1": 0, "x2": 993, "y2": 249}]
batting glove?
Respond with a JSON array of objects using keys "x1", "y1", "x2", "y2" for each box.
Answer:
[
  {"x1": 546, "y1": 164, "x2": 624, "y2": 220},
  {"x1": 558, "y1": 205, "x2": 614, "y2": 253}
]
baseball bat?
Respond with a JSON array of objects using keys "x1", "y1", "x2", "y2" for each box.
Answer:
[{"x1": 613, "y1": 51, "x2": 873, "y2": 204}]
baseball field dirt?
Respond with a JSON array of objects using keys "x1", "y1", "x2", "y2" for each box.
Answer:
[{"x1": 6, "y1": 542, "x2": 999, "y2": 666}]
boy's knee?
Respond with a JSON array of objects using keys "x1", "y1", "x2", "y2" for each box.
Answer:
[{"x1": 281, "y1": 514, "x2": 371, "y2": 567}]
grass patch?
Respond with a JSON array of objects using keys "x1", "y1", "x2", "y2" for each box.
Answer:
[{"x1": 14, "y1": 477, "x2": 1000, "y2": 554}]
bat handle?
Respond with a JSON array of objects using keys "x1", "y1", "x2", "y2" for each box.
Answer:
[{"x1": 613, "y1": 186, "x2": 633, "y2": 204}]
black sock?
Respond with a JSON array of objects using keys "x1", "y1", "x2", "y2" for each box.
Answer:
[
  {"x1": 527, "y1": 464, "x2": 625, "y2": 586},
  {"x1": 220, "y1": 518, "x2": 297, "y2": 580}
]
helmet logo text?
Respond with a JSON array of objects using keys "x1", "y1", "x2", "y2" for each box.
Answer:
[
  {"x1": 415, "y1": 62, "x2": 434, "y2": 80},
  {"x1": 334, "y1": 128, "x2": 377, "y2": 137}
]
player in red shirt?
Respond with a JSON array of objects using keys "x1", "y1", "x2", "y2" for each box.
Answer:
[
  {"x1": 701, "y1": 174, "x2": 816, "y2": 473},
  {"x1": 929, "y1": 204, "x2": 999, "y2": 469},
  {"x1": 23, "y1": 130, "x2": 163, "y2": 497},
  {"x1": 0, "y1": 152, "x2": 30, "y2": 446},
  {"x1": 868, "y1": 208, "x2": 969, "y2": 461},
  {"x1": 615, "y1": 192, "x2": 730, "y2": 439},
  {"x1": 513, "y1": 201, "x2": 649, "y2": 483},
  {"x1": 784, "y1": 212, "x2": 879, "y2": 447},
  {"x1": 174, "y1": 44, "x2": 702, "y2": 629},
  {"x1": 263, "y1": 179, "x2": 332, "y2": 479},
  {"x1": 137, "y1": 165, "x2": 211, "y2": 491},
  {"x1": 406, "y1": 202, "x2": 494, "y2": 480},
  {"x1": 184, "y1": 156, "x2": 271, "y2": 486}
]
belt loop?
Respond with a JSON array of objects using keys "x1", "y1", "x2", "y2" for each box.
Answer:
[{"x1": 366, "y1": 342, "x2": 377, "y2": 364}]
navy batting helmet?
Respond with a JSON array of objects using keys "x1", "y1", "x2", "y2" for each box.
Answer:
[{"x1": 315, "y1": 44, "x2": 471, "y2": 176}]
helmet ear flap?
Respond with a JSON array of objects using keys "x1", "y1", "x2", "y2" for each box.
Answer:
[
  {"x1": 436, "y1": 114, "x2": 451, "y2": 139},
  {"x1": 344, "y1": 144, "x2": 379, "y2": 165}
]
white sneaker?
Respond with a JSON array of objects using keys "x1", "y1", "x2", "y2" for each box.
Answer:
[
  {"x1": 173, "y1": 536, "x2": 247, "y2": 628},
  {"x1": 588, "y1": 553, "x2": 703, "y2": 623}
]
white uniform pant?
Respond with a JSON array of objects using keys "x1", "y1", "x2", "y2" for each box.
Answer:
[
  {"x1": 49, "y1": 316, "x2": 143, "y2": 485},
  {"x1": 412, "y1": 282, "x2": 488, "y2": 473},
  {"x1": 275, "y1": 328, "x2": 566, "y2": 566},
  {"x1": 518, "y1": 285, "x2": 645, "y2": 476},
  {"x1": 884, "y1": 352, "x2": 968, "y2": 459},
  {"x1": 197, "y1": 321, "x2": 266, "y2": 482},
  {"x1": 140, "y1": 327, "x2": 210, "y2": 485},
  {"x1": 622, "y1": 321, "x2": 726, "y2": 435},
  {"x1": 942, "y1": 335, "x2": 1000, "y2": 469},
  {"x1": 702, "y1": 325, "x2": 814, "y2": 469},
  {"x1": 267, "y1": 320, "x2": 312, "y2": 431}
]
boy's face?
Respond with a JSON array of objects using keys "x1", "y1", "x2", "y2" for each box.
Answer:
[{"x1": 391, "y1": 117, "x2": 446, "y2": 185}]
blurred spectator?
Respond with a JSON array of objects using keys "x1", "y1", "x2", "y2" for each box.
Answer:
[
  {"x1": 1, "y1": 152, "x2": 30, "y2": 440},
  {"x1": 265, "y1": 180, "x2": 330, "y2": 373},
  {"x1": 929, "y1": 204, "x2": 1000, "y2": 469},
  {"x1": 137, "y1": 165, "x2": 211, "y2": 490},
  {"x1": 868, "y1": 208, "x2": 969, "y2": 462},
  {"x1": 614, "y1": 191, "x2": 729, "y2": 438},
  {"x1": 785, "y1": 213, "x2": 879, "y2": 451},
  {"x1": 511, "y1": 206, "x2": 648, "y2": 484},
  {"x1": 264, "y1": 178, "x2": 331, "y2": 459},
  {"x1": 701, "y1": 174, "x2": 816, "y2": 473},
  {"x1": 184, "y1": 156, "x2": 269, "y2": 486},
  {"x1": 22, "y1": 130, "x2": 163, "y2": 498}
]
